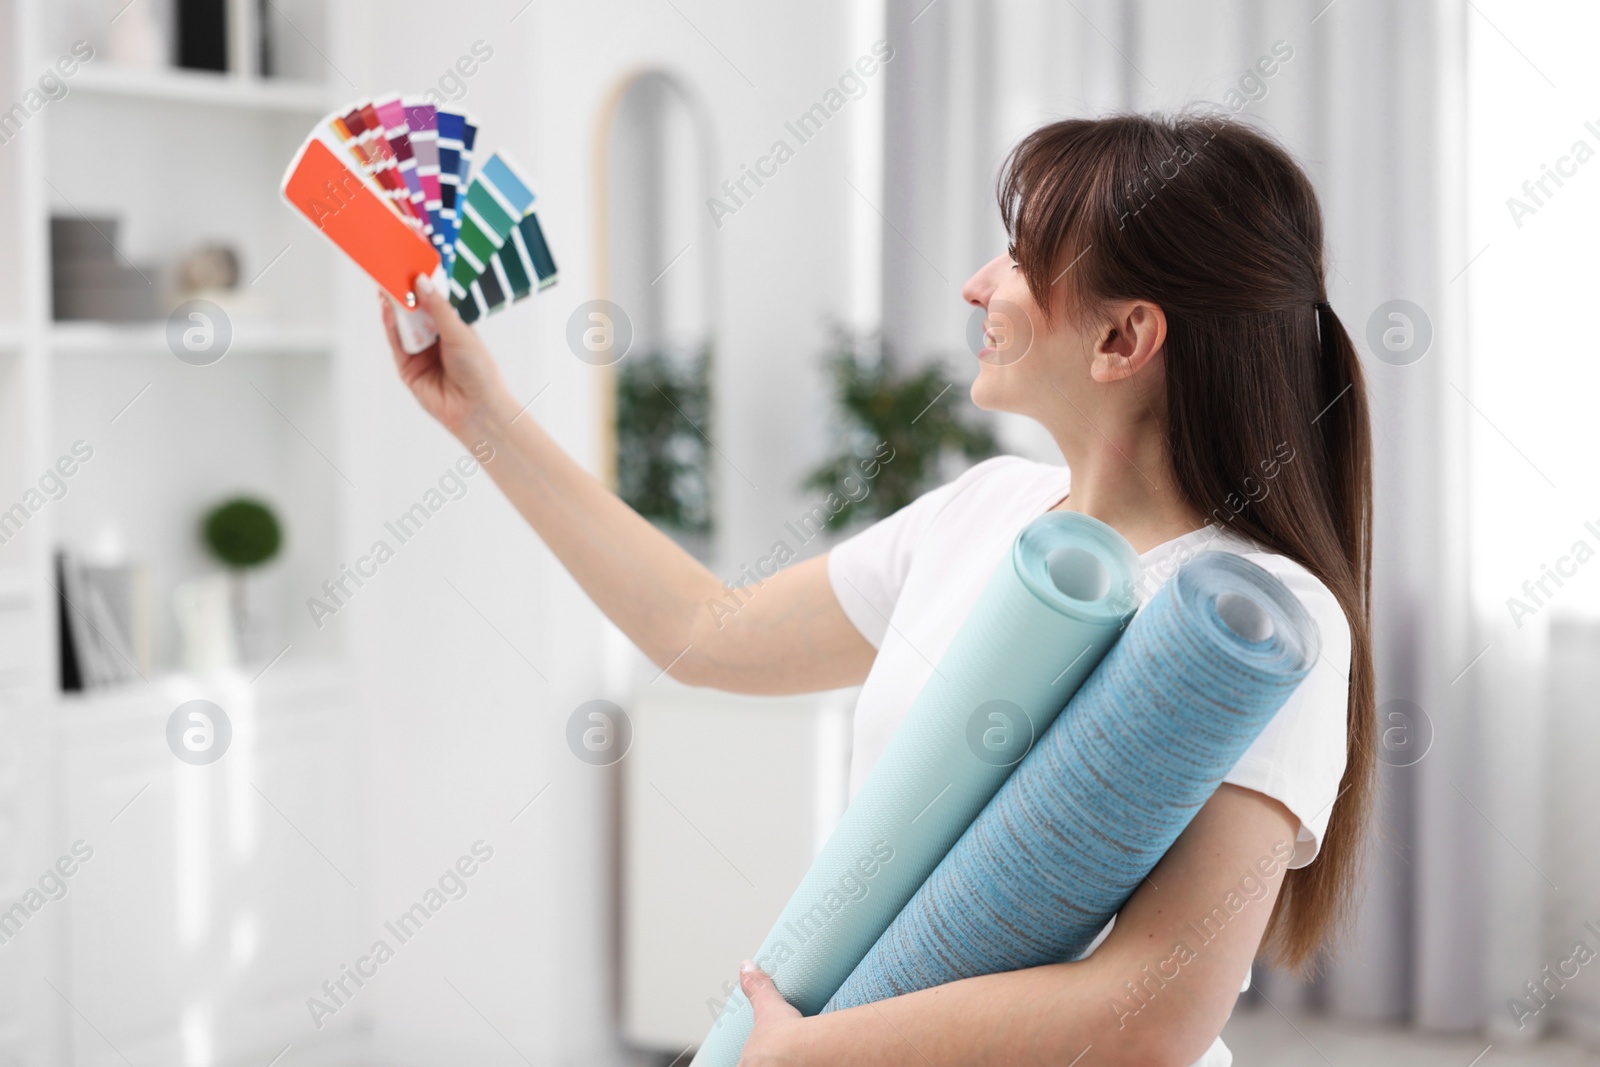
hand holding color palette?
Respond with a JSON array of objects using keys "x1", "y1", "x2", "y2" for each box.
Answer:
[{"x1": 280, "y1": 95, "x2": 559, "y2": 352}]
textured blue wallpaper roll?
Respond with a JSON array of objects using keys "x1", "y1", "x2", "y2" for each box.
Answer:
[
  {"x1": 824, "y1": 550, "x2": 1320, "y2": 1010},
  {"x1": 690, "y1": 513, "x2": 1141, "y2": 1067}
]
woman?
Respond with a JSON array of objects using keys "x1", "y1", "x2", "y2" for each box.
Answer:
[{"x1": 382, "y1": 112, "x2": 1373, "y2": 1066}]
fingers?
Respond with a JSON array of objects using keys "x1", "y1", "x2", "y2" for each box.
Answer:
[
  {"x1": 739, "y1": 961, "x2": 798, "y2": 1025},
  {"x1": 379, "y1": 291, "x2": 406, "y2": 364},
  {"x1": 377, "y1": 289, "x2": 422, "y2": 377},
  {"x1": 411, "y1": 272, "x2": 467, "y2": 340},
  {"x1": 381, "y1": 289, "x2": 444, "y2": 391}
]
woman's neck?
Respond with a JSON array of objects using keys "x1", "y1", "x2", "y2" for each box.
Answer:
[{"x1": 1049, "y1": 423, "x2": 1207, "y2": 554}]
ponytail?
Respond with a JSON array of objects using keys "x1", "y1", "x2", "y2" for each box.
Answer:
[
  {"x1": 1264, "y1": 300, "x2": 1374, "y2": 970},
  {"x1": 1000, "y1": 113, "x2": 1377, "y2": 971}
]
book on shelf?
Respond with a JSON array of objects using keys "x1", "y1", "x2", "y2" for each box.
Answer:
[{"x1": 56, "y1": 550, "x2": 151, "y2": 692}]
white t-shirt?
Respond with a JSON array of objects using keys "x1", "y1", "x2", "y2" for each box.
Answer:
[{"x1": 826, "y1": 455, "x2": 1351, "y2": 1067}]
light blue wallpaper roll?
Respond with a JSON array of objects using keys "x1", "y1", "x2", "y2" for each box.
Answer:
[
  {"x1": 823, "y1": 550, "x2": 1320, "y2": 1010},
  {"x1": 690, "y1": 512, "x2": 1141, "y2": 1067}
]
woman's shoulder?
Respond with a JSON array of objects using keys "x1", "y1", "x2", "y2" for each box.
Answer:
[
  {"x1": 937, "y1": 454, "x2": 1070, "y2": 509},
  {"x1": 831, "y1": 456, "x2": 1060, "y2": 571},
  {"x1": 893, "y1": 455, "x2": 1071, "y2": 546},
  {"x1": 1144, "y1": 524, "x2": 1351, "y2": 665},
  {"x1": 1215, "y1": 534, "x2": 1352, "y2": 668},
  {"x1": 1203, "y1": 535, "x2": 1353, "y2": 869},
  {"x1": 951, "y1": 452, "x2": 1065, "y2": 484}
]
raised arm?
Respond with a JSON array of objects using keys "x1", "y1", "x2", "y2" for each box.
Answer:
[
  {"x1": 737, "y1": 784, "x2": 1299, "y2": 1066},
  {"x1": 380, "y1": 280, "x2": 875, "y2": 694}
]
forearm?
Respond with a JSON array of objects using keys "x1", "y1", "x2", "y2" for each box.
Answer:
[
  {"x1": 379, "y1": 284, "x2": 860, "y2": 688},
  {"x1": 747, "y1": 789, "x2": 1296, "y2": 1067},
  {"x1": 456, "y1": 393, "x2": 723, "y2": 673},
  {"x1": 448, "y1": 384, "x2": 875, "y2": 694},
  {"x1": 781, "y1": 959, "x2": 1186, "y2": 1067}
]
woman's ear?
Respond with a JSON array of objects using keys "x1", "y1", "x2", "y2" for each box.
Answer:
[{"x1": 1089, "y1": 300, "x2": 1167, "y2": 384}]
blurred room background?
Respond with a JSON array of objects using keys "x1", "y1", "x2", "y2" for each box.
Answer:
[{"x1": 0, "y1": 0, "x2": 1595, "y2": 1064}]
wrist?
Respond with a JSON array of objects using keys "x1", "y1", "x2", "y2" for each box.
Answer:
[
  {"x1": 452, "y1": 388, "x2": 522, "y2": 452},
  {"x1": 745, "y1": 1017, "x2": 815, "y2": 1067}
]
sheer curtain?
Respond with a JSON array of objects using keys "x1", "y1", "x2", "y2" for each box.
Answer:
[
  {"x1": 876, "y1": 0, "x2": 1600, "y2": 1041},
  {"x1": 1463, "y1": 0, "x2": 1600, "y2": 1044}
]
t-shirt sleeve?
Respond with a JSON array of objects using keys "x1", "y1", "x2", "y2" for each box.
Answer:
[
  {"x1": 826, "y1": 459, "x2": 1010, "y2": 648},
  {"x1": 1221, "y1": 555, "x2": 1352, "y2": 869}
]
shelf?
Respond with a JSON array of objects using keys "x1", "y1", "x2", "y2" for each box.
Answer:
[
  {"x1": 53, "y1": 657, "x2": 350, "y2": 723},
  {"x1": 49, "y1": 320, "x2": 333, "y2": 357},
  {"x1": 69, "y1": 65, "x2": 335, "y2": 113}
]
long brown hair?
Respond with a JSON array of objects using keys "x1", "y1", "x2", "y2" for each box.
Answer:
[{"x1": 999, "y1": 113, "x2": 1374, "y2": 972}]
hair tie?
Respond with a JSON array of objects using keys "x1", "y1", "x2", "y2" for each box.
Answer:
[{"x1": 1312, "y1": 300, "x2": 1335, "y2": 357}]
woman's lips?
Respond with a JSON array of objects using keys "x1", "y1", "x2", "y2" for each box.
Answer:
[
  {"x1": 975, "y1": 301, "x2": 1030, "y2": 366},
  {"x1": 978, "y1": 327, "x2": 999, "y2": 361}
]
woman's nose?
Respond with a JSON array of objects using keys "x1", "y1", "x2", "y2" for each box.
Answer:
[{"x1": 962, "y1": 254, "x2": 1007, "y2": 309}]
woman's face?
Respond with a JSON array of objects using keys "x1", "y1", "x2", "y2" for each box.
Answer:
[
  {"x1": 960, "y1": 251, "x2": 1096, "y2": 419},
  {"x1": 961, "y1": 251, "x2": 1166, "y2": 428}
]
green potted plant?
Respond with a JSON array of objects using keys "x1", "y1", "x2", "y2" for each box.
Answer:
[
  {"x1": 201, "y1": 496, "x2": 283, "y2": 663},
  {"x1": 615, "y1": 344, "x2": 714, "y2": 558},
  {"x1": 803, "y1": 328, "x2": 999, "y2": 530}
]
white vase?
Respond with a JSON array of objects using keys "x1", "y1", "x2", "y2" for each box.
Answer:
[{"x1": 173, "y1": 573, "x2": 238, "y2": 673}]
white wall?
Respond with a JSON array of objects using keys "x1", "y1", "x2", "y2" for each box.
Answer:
[{"x1": 323, "y1": 2, "x2": 870, "y2": 1062}]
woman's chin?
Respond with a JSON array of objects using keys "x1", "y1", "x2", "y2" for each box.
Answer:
[
  {"x1": 968, "y1": 369, "x2": 1011, "y2": 413},
  {"x1": 960, "y1": 363, "x2": 1024, "y2": 415}
]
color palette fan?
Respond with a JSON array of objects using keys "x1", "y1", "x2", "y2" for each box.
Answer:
[{"x1": 280, "y1": 95, "x2": 558, "y2": 351}]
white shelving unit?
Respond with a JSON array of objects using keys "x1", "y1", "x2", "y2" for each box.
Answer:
[
  {"x1": 48, "y1": 320, "x2": 336, "y2": 357},
  {"x1": 1, "y1": 3, "x2": 362, "y2": 1066},
  {"x1": 68, "y1": 63, "x2": 334, "y2": 112}
]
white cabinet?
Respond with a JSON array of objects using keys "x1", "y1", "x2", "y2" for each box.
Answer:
[
  {"x1": 52, "y1": 667, "x2": 359, "y2": 1067},
  {"x1": 620, "y1": 682, "x2": 852, "y2": 1050},
  {"x1": 0, "y1": 3, "x2": 355, "y2": 1064}
]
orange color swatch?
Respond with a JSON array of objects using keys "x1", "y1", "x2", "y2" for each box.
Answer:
[{"x1": 281, "y1": 137, "x2": 440, "y2": 304}]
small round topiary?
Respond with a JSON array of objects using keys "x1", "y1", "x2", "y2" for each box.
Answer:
[{"x1": 202, "y1": 498, "x2": 283, "y2": 569}]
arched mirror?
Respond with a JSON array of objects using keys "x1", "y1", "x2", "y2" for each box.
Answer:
[{"x1": 596, "y1": 71, "x2": 717, "y2": 561}]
